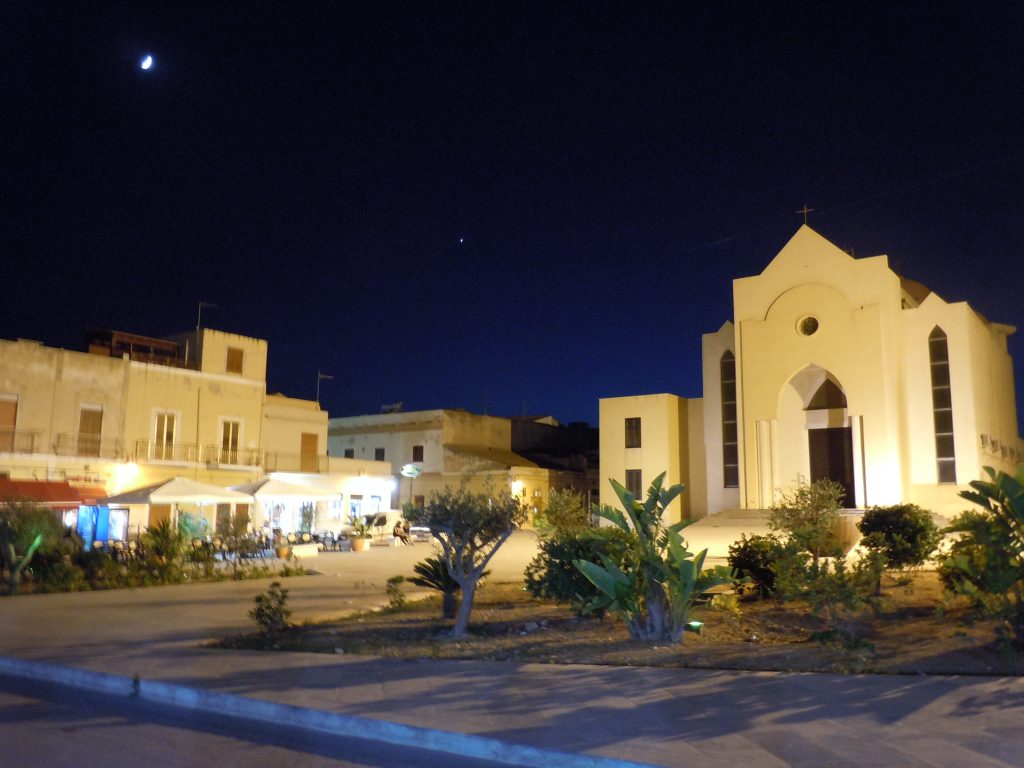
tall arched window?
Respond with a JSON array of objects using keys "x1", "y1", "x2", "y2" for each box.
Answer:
[
  {"x1": 720, "y1": 351, "x2": 738, "y2": 488},
  {"x1": 929, "y1": 327, "x2": 956, "y2": 483}
]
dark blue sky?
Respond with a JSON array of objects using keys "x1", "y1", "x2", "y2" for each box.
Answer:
[{"x1": 3, "y1": 3, "x2": 1022, "y2": 430}]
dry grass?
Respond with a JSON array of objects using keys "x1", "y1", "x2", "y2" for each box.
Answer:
[{"x1": 220, "y1": 571, "x2": 1024, "y2": 675}]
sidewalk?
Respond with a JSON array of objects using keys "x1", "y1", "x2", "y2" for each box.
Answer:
[
  {"x1": 4, "y1": 642, "x2": 1024, "y2": 767},
  {"x1": 2, "y1": 533, "x2": 1023, "y2": 767}
]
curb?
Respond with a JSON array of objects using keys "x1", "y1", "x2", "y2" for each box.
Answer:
[{"x1": 0, "y1": 655, "x2": 652, "y2": 768}]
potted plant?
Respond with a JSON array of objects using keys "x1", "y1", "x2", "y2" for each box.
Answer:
[{"x1": 348, "y1": 515, "x2": 372, "y2": 552}]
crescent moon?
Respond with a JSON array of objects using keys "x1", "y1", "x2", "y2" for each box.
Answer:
[{"x1": 140, "y1": 55, "x2": 153, "y2": 70}]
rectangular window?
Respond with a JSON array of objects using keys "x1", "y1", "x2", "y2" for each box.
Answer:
[
  {"x1": 343, "y1": 448, "x2": 354, "y2": 459},
  {"x1": 0, "y1": 394, "x2": 17, "y2": 452},
  {"x1": 155, "y1": 412, "x2": 176, "y2": 460},
  {"x1": 221, "y1": 420, "x2": 240, "y2": 463},
  {"x1": 374, "y1": 447, "x2": 385, "y2": 461},
  {"x1": 624, "y1": 417, "x2": 641, "y2": 448},
  {"x1": 625, "y1": 469, "x2": 643, "y2": 498},
  {"x1": 226, "y1": 347, "x2": 243, "y2": 374},
  {"x1": 412, "y1": 444, "x2": 424, "y2": 462},
  {"x1": 77, "y1": 404, "x2": 103, "y2": 457}
]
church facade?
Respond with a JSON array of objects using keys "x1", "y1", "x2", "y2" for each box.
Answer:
[{"x1": 600, "y1": 226, "x2": 1022, "y2": 519}]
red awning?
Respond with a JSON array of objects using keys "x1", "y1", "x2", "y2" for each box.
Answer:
[
  {"x1": 73, "y1": 485, "x2": 109, "y2": 505},
  {"x1": 0, "y1": 479, "x2": 94, "y2": 509}
]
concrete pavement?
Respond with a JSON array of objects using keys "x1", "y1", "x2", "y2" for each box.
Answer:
[{"x1": 2, "y1": 529, "x2": 1024, "y2": 766}]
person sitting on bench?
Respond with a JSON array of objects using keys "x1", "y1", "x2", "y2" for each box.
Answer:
[{"x1": 393, "y1": 520, "x2": 413, "y2": 545}]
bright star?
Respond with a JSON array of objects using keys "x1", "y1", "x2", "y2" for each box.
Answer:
[{"x1": 140, "y1": 55, "x2": 153, "y2": 71}]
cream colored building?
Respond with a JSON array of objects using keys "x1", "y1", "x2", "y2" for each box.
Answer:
[
  {"x1": 0, "y1": 327, "x2": 392, "y2": 538},
  {"x1": 601, "y1": 226, "x2": 1022, "y2": 520},
  {"x1": 328, "y1": 409, "x2": 584, "y2": 522}
]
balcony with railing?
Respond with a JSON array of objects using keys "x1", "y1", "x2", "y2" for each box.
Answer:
[
  {"x1": 0, "y1": 428, "x2": 43, "y2": 454},
  {"x1": 133, "y1": 439, "x2": 201, "y2": 463},
  {"x1": 203, "y1": 445, "x2": 261, "y2": 468},
  {"x1": 54, "y1": 433, "x2": 123, "y2": 459},
  {"x1": 263, "y1": 452, "x2": 327, "y2": 473}
]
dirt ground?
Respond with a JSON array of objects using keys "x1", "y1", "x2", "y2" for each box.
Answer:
[{"x1": 220, "y1": 571, "x2": 1024, "y2": 676}]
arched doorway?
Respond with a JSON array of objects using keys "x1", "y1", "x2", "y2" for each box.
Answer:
[
  {"x1": 805, "y1": 378, "x2": 854, "y2": 507},
  {"x1": 780, "y1": 367, "x2": 856, "y2": 508}
]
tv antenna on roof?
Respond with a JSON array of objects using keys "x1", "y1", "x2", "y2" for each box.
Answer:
[
  {"x1": 316, "y1": 370, "x2": 334, "y2": 404},
  {"x1": 196, "y1": 301, "x2": 218, "y2": 334}
]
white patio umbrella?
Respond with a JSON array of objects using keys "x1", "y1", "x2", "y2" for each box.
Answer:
[
  {"x1": 104, "y1": 477, "x2": 254, "y2": 505},
  {"x1": 230, "y1": 477, "x2": 340, "y2": 500}
]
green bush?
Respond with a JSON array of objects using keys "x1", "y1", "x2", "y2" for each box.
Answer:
[
  {"x1": 524, "y1": 527, "x2": 633, "y2": 615},
  {"x1": 858, "y1": 504, "x2": 940, "y2": 570},
  {"x1": 727, "y1": 534, "x2": 783, "y2": 597},
  {"x1": 386, "y1": 575, "x2": 407, "y2": 610},
  {"x1": 937, "y1": 468, "x2": 1024, "y2": 648},
  {"x1": 769, "y1": 479, "x2": 845, "y2": 563},
  {"x1": 0, "y1": 502, "x2": 64, "y2": 594},
  {"x1": 533, "y1": 489, "x2": 591, "y2": 538},
  {"x1": 142, "y1": 519, "x2": 186, "y2": 583},
  {"x1": 250, "y1": 581, "x2": 291, "y2": 636},
  {"x1": 75, "y1": 549, "x2": 124, "y2": 587},
  {"x1": 31, "y1": 551, "x2": 87, "y2": 592}
]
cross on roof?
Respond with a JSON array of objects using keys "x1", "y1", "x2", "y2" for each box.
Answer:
[{"x1": 797, "y1": 205, "x2": 813, "y2": 224}]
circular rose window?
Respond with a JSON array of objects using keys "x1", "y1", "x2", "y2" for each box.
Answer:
[{"x1": 798, "y1": 316, "x2": 819, "y2": 336}]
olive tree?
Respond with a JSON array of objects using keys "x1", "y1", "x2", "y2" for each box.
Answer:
[
  {"x1": 405, "y1": 485, "x2": 526, "y2": 637},
  {"x1": 769, "y1": 479, "x2": 845, "y2": 565}
]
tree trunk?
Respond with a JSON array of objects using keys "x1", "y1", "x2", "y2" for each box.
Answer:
[{"x1": 450, "y1": 581, "x2": 476, "y2": 637}]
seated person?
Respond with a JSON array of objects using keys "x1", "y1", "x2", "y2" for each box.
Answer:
[{"x1": 393, "y1": 520, "x2": 413, "y2": 545}]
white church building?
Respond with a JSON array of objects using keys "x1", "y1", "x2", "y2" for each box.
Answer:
[{"x1": 600, "y1": 226, "x2": 1022, "y2": 520}]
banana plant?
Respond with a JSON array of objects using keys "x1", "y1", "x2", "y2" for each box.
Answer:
[{"x1": 575, "y1": 472, "x2": 733, "y2": 642}]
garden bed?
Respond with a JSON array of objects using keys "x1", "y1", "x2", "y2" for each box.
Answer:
[{"x1": 219, "y1": 571, "x2": 1023, "y2": 675}]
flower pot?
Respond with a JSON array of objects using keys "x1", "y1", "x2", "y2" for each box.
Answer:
[
  {"x1": 350, "y1": 537, "x2": 370, "y2": 552},
  {"x1": 276, "y1": 545, "x2": 291, "y2": 559}
]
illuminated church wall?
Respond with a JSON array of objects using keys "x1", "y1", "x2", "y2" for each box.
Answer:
[{"x1": 601, "y1": 225, "x2": 1022, "y2": 520}]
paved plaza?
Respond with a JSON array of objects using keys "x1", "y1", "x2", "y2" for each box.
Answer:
[{"x1": 2, "y1": 531, "x2": 1023, "y2": 766}]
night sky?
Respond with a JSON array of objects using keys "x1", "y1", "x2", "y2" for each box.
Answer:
[{"x1": 3, "y1": 3, "x2": 1022, "y2": 430}]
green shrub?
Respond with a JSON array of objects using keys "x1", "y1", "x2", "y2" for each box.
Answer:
[
  {"x1": 386, "y1": 575, "x2": 407, "y2": 609},
  {"x1": 31, "y1": 551, "x2": 87, "y2": 592},
  {"x1": 524, "y1": 527, "x2": 633, "y2": 615},
  {"x1": 533, "y1": 489, "x2": 591, "y2": 538},
  {"x1": 250, "y1": 581, "x2": 291, "y2": 636},
  {"x1": 727, "y1": 533, "x2": 783, "y2": 597},
  {"x1": 142, "y1": 519, "x2": 186, "y2": 583},
  {"x1": 769, "y1": 479, "x2": 845, "y2": 563},
  {"x1": 858, "y1": 504, "x2": 940, "y2": 570},
  {"x1": 0, "y1": 502, "x2": 64, "y2": 594},
  {"x1": 937, "y1": 475, "x2": 1024, "y2": 651},
  {"x1": 75, "y1": 549, "x2": 124, "y2": 587}
]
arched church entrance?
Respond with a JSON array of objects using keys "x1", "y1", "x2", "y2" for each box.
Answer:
[{"x1": 780, "y1": 368, "x2": 856, "y2": 508}]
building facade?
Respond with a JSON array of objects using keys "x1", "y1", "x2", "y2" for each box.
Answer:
[
  {"x1": 327, "y1": 408, "x2": 587, "y2": 522},
  {"x1": 601, "y1": 226, "x2": 1022, "y2": 520},
  {"x1": 0, "y1": 327, "x2": 392, "y2": 538}
]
